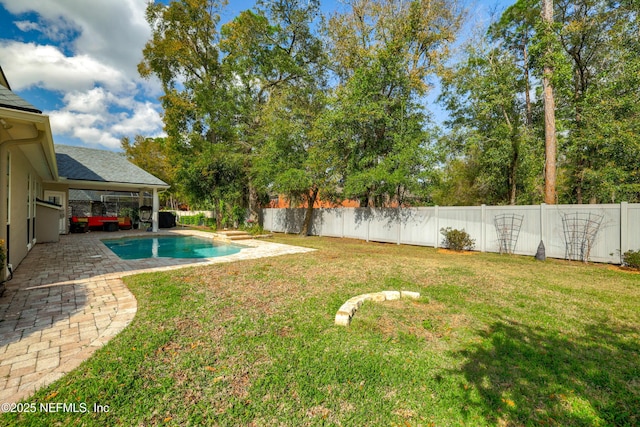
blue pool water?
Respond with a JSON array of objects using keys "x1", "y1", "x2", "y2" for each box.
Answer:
[{"x1": 103, "y1": 235, "x2": 243, "y2": 260}]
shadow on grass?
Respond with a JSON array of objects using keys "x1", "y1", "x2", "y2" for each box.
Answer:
[{"x1": 454, "y1": 318, "x2": 639, "y2": 426}]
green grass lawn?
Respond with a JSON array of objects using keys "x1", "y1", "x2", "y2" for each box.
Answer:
[{"x1": 2, "y1": 235, "x2": 639, "y2": 426}]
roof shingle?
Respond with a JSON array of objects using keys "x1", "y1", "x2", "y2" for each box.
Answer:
[
  {"x1": 55, "y1": 144, "x2": 168, "y2": 187},
  {"x1": 0, "y1": 85, "x2": 42, "y2": 114}
]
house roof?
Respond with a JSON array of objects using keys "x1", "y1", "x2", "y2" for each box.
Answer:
[
  {"x1": 55, "y1": 144, "x2": 169, "y2": 189},
  {"x1": 0, "y1": 79, "x2": 42, "y2": 114},
  {"x1": 69, "y1": 189, "x2": 148, "y2": 202}
]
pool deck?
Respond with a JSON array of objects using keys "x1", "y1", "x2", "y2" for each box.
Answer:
[{"x1": 0, "y1": 229, "x2": 314, "y2": 405}]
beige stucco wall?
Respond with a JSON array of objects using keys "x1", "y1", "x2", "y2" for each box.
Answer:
[{"x1": 5, "y1": 146, "x2": 44, "y2": 269}]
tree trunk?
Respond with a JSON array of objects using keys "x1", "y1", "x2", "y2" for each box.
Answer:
[
  {"x1": 542, "y1": 0, "x2": 557, "y2": 205},
  {"x1": 509, "y1": 145, "x2": 518, "y2": 205},
  {"x1": 248, "y1": 182, "x2": 260, "y2": 224},
  {"x1": 299, "y1": 186, "x2": 318, "y2": 236},
  {"x1": 523, "y1": 42, "x2": 533, "y2": 127}
]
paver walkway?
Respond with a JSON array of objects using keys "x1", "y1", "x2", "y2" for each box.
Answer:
[{"x1": 0, "y1": 229, "x2": 313, "y2": 405}]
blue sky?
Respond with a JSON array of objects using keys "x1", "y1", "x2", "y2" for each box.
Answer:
[{"x1": 0, "y1": 0, "x2": 511, "y2": 151}]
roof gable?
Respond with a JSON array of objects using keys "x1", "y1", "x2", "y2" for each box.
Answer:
[
  {"x1": 0, "y1": 66, "x2": 42, "y2": 114},
  {"x1": 55, "y1": 144, "x2": 168, "y2": 188},
  {"x1": 0, "y1": 85, "x2": 42, "y2": 114}
]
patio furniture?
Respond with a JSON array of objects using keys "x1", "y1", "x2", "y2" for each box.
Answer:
[
  {"x1": 139, "y1": 206, "x2": 152, "y2": 230},
  {"x1": 70, "y1": 216, "x2": 132, "y2": 231},
  {"x1": 69, "y1": 217, "x2": 89, "y2": 233},
  {"x1": 102, "y1": 220, "x2": 119, "y2": 232}
]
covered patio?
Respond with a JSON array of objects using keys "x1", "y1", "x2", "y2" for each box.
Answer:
[{"x1": 46, "y1": 144, "x2": 171, "y2": 235}]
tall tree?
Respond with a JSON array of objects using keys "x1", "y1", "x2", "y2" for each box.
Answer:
[
  {"x1": 325, "y1": 0, "x2": 463, "y2": 207},
  {"x1": 138, "y1": 0, "x2": 245, "y2": 220},
  {"x1": 439, "y1": 37, "x2": 540, "y2": 205},
  {"x1": 488, "y1": 0, "x2": 539, "y2": 127},
  {"x1": 220, "y1": 0, "x2": 325, "y2": 223},
  {"x1": 554, "y1": 0, "x2": 626, "y2": 203},
  {"x1": 541, "y1": 0, "x2": 558, "y2": 204},
  {"x1": 254, "y1": 84, "x2": 333, "y2": 235}
]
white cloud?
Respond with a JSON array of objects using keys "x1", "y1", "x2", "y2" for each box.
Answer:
[
  {"x1": 49, "y1": 91, "x2": 164, "y2": 150},
  {"x1": 0, "y1": 42, "x2": 134, "y2": 93},
  {"x1": 0, "y1": 0, "x2": 165, "y2": 150},
  {"x1": 13, "y1": 20, "x2": 40, "y2": 32},
  {"x1": 1, "y1": 0, "x2": 150, "y2": 78},
  {"x1": 63, "y1": 87, "x2": 112, "y2": 114},
  {"x1": 110, "y1": 102, "x2": 165, "y2": 136}
]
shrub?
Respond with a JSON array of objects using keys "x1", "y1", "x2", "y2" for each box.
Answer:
[
  {"x1": 622, "y1": 250, "x2": 640, "y2": 270},
  {"x1": 241, "y1": 223, "x2": 264, "y2": 236},
  {"x1": 178, "y1": 214, "x2": 215, "y2": 228},
  {"x1": 440, "y1": 227, "x2": 475, "y2": 251}
]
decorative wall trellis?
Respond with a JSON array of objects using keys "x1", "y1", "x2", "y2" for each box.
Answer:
[
  {"x1": 494, "y1": 214, "x2": 524, "y2": 254},
  {"x1": 562, "y1": 212, "x2": 604, "y2": 262}
]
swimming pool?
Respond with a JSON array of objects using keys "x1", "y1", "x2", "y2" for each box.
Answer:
[{"x1": 102, "y1": 235, "x2": 244, "y2": 260}]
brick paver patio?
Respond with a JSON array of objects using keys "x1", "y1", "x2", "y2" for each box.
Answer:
[{"x1": 0, "y1": 229, "x2": 313, "y2": 405}]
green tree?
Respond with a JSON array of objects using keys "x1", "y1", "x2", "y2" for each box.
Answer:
[
  {"x1": 553, "y1": 0, "x2": 636, "y2": 203},
  {"x1": 254, "y1": 85, "x2": 334, "y2": 235},
  {"x1": 220, "y1": 0, "x2": 325, "y2": 223},
  {"x1": 121, "y1": 135, "x2": 178, "y2": 208},
  {"x1": 138, "y1": 0, "x2": 245, "y2": 221},
  {"x1": 325, "y1": 0, "x2": 463, "y2": 207},
  {"x1": 439, "y1": 37, "x2": 540, "y2": 205}
]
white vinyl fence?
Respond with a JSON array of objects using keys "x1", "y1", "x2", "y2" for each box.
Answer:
[{"x1": 262, "y1": 203, "x2": 640, "y2": 264}]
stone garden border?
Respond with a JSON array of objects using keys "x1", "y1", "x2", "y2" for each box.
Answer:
[{"x1": 334, "y1": 290, "x2": 421, "y2": 326}]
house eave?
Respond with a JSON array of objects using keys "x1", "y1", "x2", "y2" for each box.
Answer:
[
  {"x1": 0, "y1": 107, "x2": 58, "y2": 181},
  {"x1": 56, "y1": 177, "x2": 170, "y2": 193}
]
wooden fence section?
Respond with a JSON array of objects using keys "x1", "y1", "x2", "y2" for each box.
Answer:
[{"x1": 262, "y1": 203, "x2": 640, "y2": 264}]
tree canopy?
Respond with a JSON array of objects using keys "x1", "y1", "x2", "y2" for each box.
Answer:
[{"x1": 131, "y1": 0, "x2": 640, "y2": 230}]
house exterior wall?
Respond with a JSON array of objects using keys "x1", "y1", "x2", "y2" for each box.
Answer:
[{"x1": 4, "y1": 146, "x2": 44, "y2": 268}]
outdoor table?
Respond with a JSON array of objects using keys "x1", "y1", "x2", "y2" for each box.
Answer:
[{"x1": 102, "y1": 220, "x2": 119, "y2": 232}]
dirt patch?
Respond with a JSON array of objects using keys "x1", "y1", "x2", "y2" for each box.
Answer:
[
  {"x1": 608, "y1": 265, "x2": 640, "y2": 274},
  {"x1": 437, "y1": 248, "x2": 478, "y2": 256}
]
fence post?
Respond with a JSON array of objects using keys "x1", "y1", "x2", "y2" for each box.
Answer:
[
  {"x1": 481, "y1": 204, "x2": 486, "y2": 252},
  {"x1": 434, "y1": 205, "x2": 439, "y2": 249},
  {"x1": 397, "y1": 208, "x2": 401, "y2": 245},
  {"x1": 540, "y1": 203, "x2": 546, "y2": 245},
  {"x1": 620, "y1": 202, "x2": 629, "y2": 263}
]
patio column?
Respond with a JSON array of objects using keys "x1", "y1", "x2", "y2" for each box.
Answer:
[{"x1": 152, "y1": 188, "x2": 159, "y2": 232}]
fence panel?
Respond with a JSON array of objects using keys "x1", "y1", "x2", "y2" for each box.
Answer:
[
  {"x1": 317, "y1": 208, "x2": 343, "y2": 237},
  {"x1": 342, "y1": 208, "x2": 369, "y2": 240},
  {"x1": 399, "y1": 207, "x2": 438, "y2": 247},
  {"x1": 627, "y1": 204, "x2": 640, "y2": 254},
  {"x1": 262, "y1": 203, "x2": 638, "y2": 264},
  {"x1": 368, "y1": 208, "x2": 401, "y2": 243},
  {"x1": 437, "y1": 207, "x2": 483, "y2": 249}
]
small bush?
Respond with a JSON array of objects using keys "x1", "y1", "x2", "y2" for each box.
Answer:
[
  {"x1": 440, "y1": 227, "x2": 475, "y2": 251},
  {"x1": 622, "y1": 250, "x2": 640, "y2": 270},
  {"x1": 240, "y1": 223, "x2": 264, "y2": 236},
  {"x1": 178, "y1": 214, "x2": 215, "y2": 228}
]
